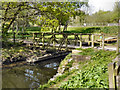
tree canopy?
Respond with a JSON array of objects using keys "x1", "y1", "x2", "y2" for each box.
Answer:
[
  {"x1": 84, "y1": 1, "x2": 120, "y2": 24},
  {"x1": 1, "y1": 2, "x2": 88, "y2": 40}
]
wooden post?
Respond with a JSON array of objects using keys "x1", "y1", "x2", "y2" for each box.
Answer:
[
  {"x1": 88, "y1": 34, "x2": 91, "y2": 46},
  {"x1": 33, "y1": 33, "x2": 35, "y2": 40},
  {"x1": 26, "y1": 36, "x2": 28, "y2": 40},
  {"x1": 65, "y1": 35, "x2": 68, "y2": 50},
  {"x1": 116, "y1": 75, "x2": 120, "y2": 89},
  {"x1": 102, "y1": 34, "x2": 105, "y2": 50},
  {"x1": 13, "y1": 32, "x2": 15, "y2": 44},
  {"x1": 53, "y1": 34, "x2": 55, "y2": 49},
  {"x1": 117, "y1": 32, "x2": 120, "y2": 54},
  {"x1": 117, "y1": 20, "x2": 120, "y2": 54},
  {"x1": 74, "y1": 35, "x2": 78, "y2": 46},
  {"x1": 99, "y1": 35, "x2": 103, "y2": 47},
  {"x1": 108, "y1": 62, "x2": 116, "y2": 88},
  {"x1": 79, "y1": 35, "x2": 82, "y2": 48},
  {"x1": 116, "y1": 61, "x2": 120, "y2": 89},
  {"x1": 100, "y1": 35, "x2": 102, "y2": 47},
  {"x1": 91, "y1": 34, "x2": 94, "y2": 48},
  {"x1": 42, "y1": 33, "x2": 44, "y2": 47},
  {"x1": 53, "y1": 41, "x2": 55, "y2": 49}
]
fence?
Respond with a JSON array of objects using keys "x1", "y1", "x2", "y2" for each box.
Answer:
[
  {"x1": 31, "y1": 33, "x2": 104, "y2": 50},
  {"x1": 108, "y1": 57, "x2": 120, "y2": 89}
]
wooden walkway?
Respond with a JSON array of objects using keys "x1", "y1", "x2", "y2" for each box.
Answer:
[
  {"x1": 104, "y1": 37, "x2": 117, "y2": 42},
  {"x1": 11, "y1": 32, "x2": 119, "y2": 52},
  {"x1": 22, "y1": 32, "x2": 105, "y2": 50}
]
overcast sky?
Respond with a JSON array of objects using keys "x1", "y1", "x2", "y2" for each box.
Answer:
[{"x1": 87, "y1": 0, "x2": 119, "y2": 14}]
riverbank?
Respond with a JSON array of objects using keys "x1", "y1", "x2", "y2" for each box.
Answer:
[
  {"x1": 2, "y1": 43, "x2": 69, "y2": 88},
  {"x1": 2, "y1": 45, "x2": 45, "y2": 65},
  {"x1": 2, "y1": 42, "x2": 71, "y2": 69},
  {"x1": 39, "y1": 48, "x2": 117, "y2": 89},
  {"x1": 2, "y1": 42, "x2": 67, "y2": 68}
]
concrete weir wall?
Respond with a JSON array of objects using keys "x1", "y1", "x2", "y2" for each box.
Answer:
[
  {"x1": 72, "y1": 50, "x2": 91, "y2": 62},
  {"x1": 26, "y1": 51, "x2": 70, "y2": 63}
]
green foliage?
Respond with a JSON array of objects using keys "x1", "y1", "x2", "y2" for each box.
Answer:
[
  {"x1": 85, "y1": 4, "x2": 120, "y2": 24},
  {"x1": 59, "y1": 49, "x2": 116, "y2": 88},
  {"x1": 39, "y1": 48, "x2": 116, "y2": 89},
  {"x1": 2, "y1": 2, "x2": 88, "y2": 42},
  {"x1": 100, "y1": 26, "x2": 119, "y2": 34}
]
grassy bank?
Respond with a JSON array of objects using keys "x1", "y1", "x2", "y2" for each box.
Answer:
[
  {"x1": 66, "y1": 26, "x2": 119, "y2": 35},
  {"x1": 39, "y1": 48, "x2": 117, "y2": 89}
]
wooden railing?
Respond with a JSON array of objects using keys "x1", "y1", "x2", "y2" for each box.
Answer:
[
  {"x1": 10, "y1": 32, "x2": 105, "y2": 50},
  {"x1": 108, "y1": 58, "x2": 120, "y2": 89},
  {"x1": 31, "y1": 33, "x2": 104, "y2": 50}
]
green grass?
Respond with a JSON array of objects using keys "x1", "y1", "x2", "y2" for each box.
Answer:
[
  {"x1": 7, "y1": 26, "x2": 119, "y2": 40},
  {"x1": 65, "y1": 26, "x2": 119, "y2": 35}
]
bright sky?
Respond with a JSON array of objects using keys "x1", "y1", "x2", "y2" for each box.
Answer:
[{"x1": 88, "y1": 0, "x2": 119, "y2": 14}]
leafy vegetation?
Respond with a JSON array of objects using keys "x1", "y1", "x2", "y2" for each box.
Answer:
[
  {"x1": 39, "y1": 48, "x2": 117, "y2": 89},
  {"x1": 59, "y1": 48, "x2": 116, "y2": 88},
  {"x1": 2, "y1": 2, "x2": 87, "y2": 41}
]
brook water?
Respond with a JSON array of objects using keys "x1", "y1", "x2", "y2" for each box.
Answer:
[{"x1": 2, "y1": 56, "x2": 65, "y2": 88}]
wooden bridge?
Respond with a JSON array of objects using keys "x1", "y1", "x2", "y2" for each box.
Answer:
[
  {"x1": 10, "y1": 32, "x2": 119, "y2": 51},
  {"x1": 17, "y1": 32, "x2": 106, "y2": 50}
]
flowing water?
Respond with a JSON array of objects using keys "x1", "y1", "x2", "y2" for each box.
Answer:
[{"x1": 2, "y1": 56, "x2": 65, "y2": 88}]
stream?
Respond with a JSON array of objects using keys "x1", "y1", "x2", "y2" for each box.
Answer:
[{"x1": 2, "y1": 56, "x2": 66, "y2": 88}]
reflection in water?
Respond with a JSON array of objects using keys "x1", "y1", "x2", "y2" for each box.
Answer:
[
  {"x1": 2, "y1": 57, "x2": 65, "y2": 88},
  {"x1": 44, "y1": 62, "x2": 58, "y2": 68}
]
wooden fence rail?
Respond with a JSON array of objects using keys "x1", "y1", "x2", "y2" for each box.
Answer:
[
  {"x1": 39, "y1": 33, "x2": 104, "y2": 50},
  {"x1": 11, "y1": 32, "x2": 105, "y2": 50},
  {"x1": 108, "y1": 58, "x2": 120, "y2": 89}
]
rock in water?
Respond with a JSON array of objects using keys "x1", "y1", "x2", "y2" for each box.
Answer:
[{"x1": 26, "y1": 55, "x2": 38, "y2": 63}]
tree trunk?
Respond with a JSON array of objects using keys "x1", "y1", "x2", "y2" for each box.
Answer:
[
  {"x1": 52, "y1": 29, "x2": 54, "y2": 33},
  {"x1": 58, "y1": 25, "x2": 61, "y2": 33},
  {"x1": 63, "y1": 24, "x2": 68, "y2": 31},
  {"x1": 63, "y1": 21, "x2": 68, "y2": 32},
  {"x1": 12, "y1": 23, "x2": 16, "y2": 44}
]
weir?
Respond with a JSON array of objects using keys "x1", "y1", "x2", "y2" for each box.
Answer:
[{"x1": 26, "y1": 50, "x2": 70, "y2": 63}]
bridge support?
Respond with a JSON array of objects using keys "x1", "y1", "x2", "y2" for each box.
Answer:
[
  {"x1": 102, "y1": 34, "x2": 105, "y2": 50},
  {"x1": 88, "y1": 34, "x2": 91, "y2": 46},
  {"x1": 42, "y1": 33, "x2": 45, "y2": 48},
  {"x1": 92, "y1": 34, "x2": 94, "y2": 48},
  {"x1": 117, "y1": 32, "x2": 120, "y2": 54}
]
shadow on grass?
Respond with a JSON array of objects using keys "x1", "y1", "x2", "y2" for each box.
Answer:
[{"x1": 64, "y1": 27, "x2": 101, "y2": 33}]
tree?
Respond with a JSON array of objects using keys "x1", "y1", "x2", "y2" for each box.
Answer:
[
  {"x1": 2, "y1": 2, "x2": 31, "y2": 40},
  {"x1": 1, "y1": 2, "x2": 88, "y2": 41},
  {"x1": 31, "y1": 2, "x2": 88, "y2": 32},
  {"x1": 111, "y1": 1, "x2": 120, "y2": 23}
]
